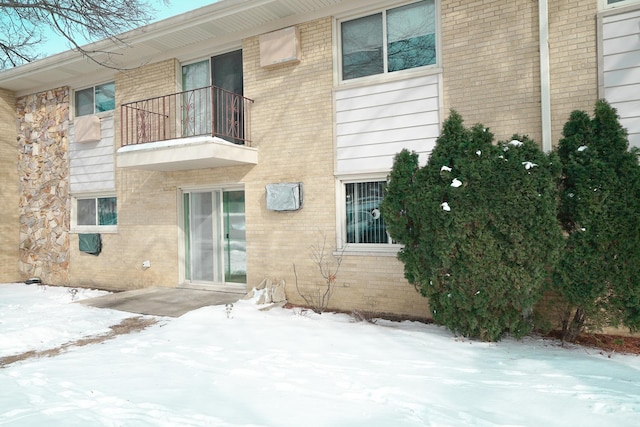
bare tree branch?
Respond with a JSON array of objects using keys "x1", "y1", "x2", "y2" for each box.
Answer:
[{"x1": 0, "y1": 0, "x2": 168, "y2": 69}]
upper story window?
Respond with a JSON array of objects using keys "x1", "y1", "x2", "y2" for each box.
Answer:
[
  {"x1": 603, "y1": 0, "x2": 640, "y2": 7},
  {"x1": 75, "y1": 82, "x2": 115, "y2": 117},
  {"x1": 340, "y1": 0, "x2": 437, "y2": 81}
]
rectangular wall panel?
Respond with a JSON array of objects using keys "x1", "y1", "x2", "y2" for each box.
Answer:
[{"x1": 335, "y1": 74, "x2": 440, "y2": 174}]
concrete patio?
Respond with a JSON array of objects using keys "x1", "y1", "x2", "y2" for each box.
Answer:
[{"x1": 78, "y1": 287, "x2": 243, "y2": 317}]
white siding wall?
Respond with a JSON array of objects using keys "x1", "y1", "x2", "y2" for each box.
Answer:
[
  {"x1": 69, "y1": 115, "x2": 116, "y2": 193},
  {"x1": 602, "y1": 9, "x2": 640, "y2": 148},
  {"x1": 335, "y1": 74, "x2": 440, "y2": 174}
]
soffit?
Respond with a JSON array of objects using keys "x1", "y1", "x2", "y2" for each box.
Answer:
[{"x1": 0, "y1": 0, "x2": 349, "y2": 95}]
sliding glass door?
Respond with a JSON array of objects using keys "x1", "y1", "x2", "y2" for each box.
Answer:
[{"x1": 184, "y1": 189, "x2": 246, "y2": 285}]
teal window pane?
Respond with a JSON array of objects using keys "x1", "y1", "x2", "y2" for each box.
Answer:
[
  {"x1": 75, "y1": 88, "x2": 94, "y2": 117},
  {"x1": 77, "y1": 199, "x2": 97, "y2": 225},
  {"x1": 76, "y1": 82, "x2": 115, "y2": 116},
  {"x1": 387, "y1": 0, "x2": 436, "y2": 73},
  {"x1": 341, "y1": 13, "x2": 383, "y2": 80},
  {"x1": 98, "y1": 197, "x2": 117, "y2": 225},
  {"x1": 95, "y1": 82, "x2": 115, "y2": 112}
]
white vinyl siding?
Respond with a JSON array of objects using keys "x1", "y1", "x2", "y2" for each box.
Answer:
[
  {"x1": 601, "y1": 8, "x2": 640, "y2": 148},
  {"x1": 69, "y1": 115, "x2": 115, "y2": 193},
  {"x1": 335, "y1": 74, "x2": 440, "y2": 174}
]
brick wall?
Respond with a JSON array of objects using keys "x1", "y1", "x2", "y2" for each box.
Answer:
[
  {"x1": 242, "y1": 17, "x2": 430, "y2": 319},
  {"x1": 548, "y1": 0, "x2": 598, "y2": 144},
  {"x1": 68, "y1": 59, "x2": 181, "y2": 290},
  {"x1": 242, "y1": 18, "x2": 338, "y2": 295},
  {"x1": 441, "y1": 0, "x2": 543, "y2": 143},
  {"x1": 0, "y1": 88, "x2": 19, "y2": 282},
  {"x1": 441, "y1": 0, "x2": 598, "y2": 148},
  {"x1": 76, "y1": 17, "x2": 429, "y2": 318}
]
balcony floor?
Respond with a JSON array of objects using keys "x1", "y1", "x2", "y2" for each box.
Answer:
[{"x1": 116, "y1": 136, "x2": 258, "y2": 172}]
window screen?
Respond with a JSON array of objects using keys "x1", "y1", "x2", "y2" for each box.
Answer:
[{"x1": 345, "y1": 181, "x2": 390, "y2": 244}]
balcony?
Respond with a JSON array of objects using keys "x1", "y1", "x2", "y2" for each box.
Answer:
[{"x1": 117, "y1": 85, "x2": 257, "y2": 171}]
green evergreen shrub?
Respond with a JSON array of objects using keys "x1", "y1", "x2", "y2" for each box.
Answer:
[
  {"x1": 382, "y1": 111, "x2": 563, "y2": 341},
  {"x1": 553, "y1": 100, "x2": 640, "y2": 342}
]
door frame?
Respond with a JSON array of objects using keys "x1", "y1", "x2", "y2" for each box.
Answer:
[{"x1": 177, "y1": 184, "x2": 247, "y2": 293}]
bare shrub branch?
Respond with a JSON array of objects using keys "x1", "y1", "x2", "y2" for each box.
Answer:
[{"x1": 293, "y1": 232, "x2": 345, "y2": 314}]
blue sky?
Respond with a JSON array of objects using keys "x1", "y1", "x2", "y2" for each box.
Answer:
[{"x1": 39, "y1": 0, "x2": 218, "y2": 58}]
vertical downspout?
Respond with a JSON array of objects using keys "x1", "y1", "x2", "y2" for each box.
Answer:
[{"x1": 539, "y1": 0, "x2": 552, "y2": 153}]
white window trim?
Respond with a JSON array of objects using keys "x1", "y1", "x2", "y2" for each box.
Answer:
[
  {"x1": 333, "y1": 0, "x2": 441, "y2": 86},
  {"x1": 72, "y1": 81, "x2": 115, "y2": 121},
  {"x1": 335, "y1": 175, "x2": 402, "y2": 255},
  {"x1": 70, "y1": 193, "x2": 118, "y2": 234},
  {"x1": 600, "y1": 0, "x2": 640, "y2": 9}
]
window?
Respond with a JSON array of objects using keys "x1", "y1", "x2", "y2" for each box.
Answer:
[
  {"x1": 75, "y1": 82, "x2": 115, "y2": 116},
  {"x1": 73, "y1": 196, "x2": 117, "y2": 231},
  {"x1": 344, "y1": 181, "x2": 393, "y2": 245},
  {"x1": 340, "y1": 0, "x2": 437, "y2": 81},
  {"x1": 603, "y1": 0, "x2": 640, "y2": 7}
]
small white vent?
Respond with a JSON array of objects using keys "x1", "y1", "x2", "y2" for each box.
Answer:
[{"x1": 266, "y1": 182, "x2": 302, "y2": 211}]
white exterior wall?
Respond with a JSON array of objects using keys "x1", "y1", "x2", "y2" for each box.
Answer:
[
  {"x1": 69, "y1": 114, "x2": 116, "y2": 193},
  {"x1": 601, "y1": 7, "x2": 640, "y2": 148},
  {"x1": 335, "y1": 73, "x2": 441, "y2": 174}
]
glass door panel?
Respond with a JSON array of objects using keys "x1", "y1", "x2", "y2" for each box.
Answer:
[
  {"x1": 223, "y1": 191, "x2": 246, "y2": 283},
  {"x1": 182, "y1": 60, "x2": 211, "y2": 137},
  {"x1": 212, "y1": 50, "x2": 244, "y2": 144},
  {"x1": 188, "y1": 191, "x2": 219, "y2": 282},
  {"x1": 184, "y1": 189, "x2": 245, "y2": 285}
]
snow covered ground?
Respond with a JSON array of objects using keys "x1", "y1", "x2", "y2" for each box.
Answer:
[{"x1": 1, "y1": 282, "x2": 639, "y2": 426}]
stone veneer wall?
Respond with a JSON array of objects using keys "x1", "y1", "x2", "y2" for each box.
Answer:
[
  {"x1": 16, "y1": 87, "x2": 70, "y2": 285},
  {"x1": 0, "y1": 88, "x2": 20, "y2": 282}
]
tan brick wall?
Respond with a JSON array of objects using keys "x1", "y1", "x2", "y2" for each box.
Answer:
[
  {"x1": 441, "y1": 0, "x2": 598, "y2": 148},
  {"x1": 66, "y1": 18, "x2": 428, "y2": 318},
  {"x1": 241, "y1": 17, "x2": 430, "y2": 319},
  {"x1": 548, "y1": 0, "x2": 598, "y2": 145},
  {"x1": 0, "y1": 88, "x2": 20, "y2": 282},
  {"x1": 242, "y1": 18, "x2": 337, "y2": 294},
  {"x1": 68, "y1": 59, "x2": 181, "y2": 290},
  {"x1": 442, "y1": 0, "x2": 542, "y2": 143}
]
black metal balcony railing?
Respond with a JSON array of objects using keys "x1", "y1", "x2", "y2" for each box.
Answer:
[{"x1": 120, "y1": 85, "x2": 253, "y2": 146}]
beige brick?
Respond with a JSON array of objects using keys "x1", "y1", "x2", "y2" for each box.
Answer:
[
  {"x1": 548, "y1": 0, "x2": 598, "y2": 145},
  {"x1": 0, "y1": 88, "x2": 19, "y2": 282},
  {"x1": 68, "y1": 59, "x2": 181, "y2": 290}
]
